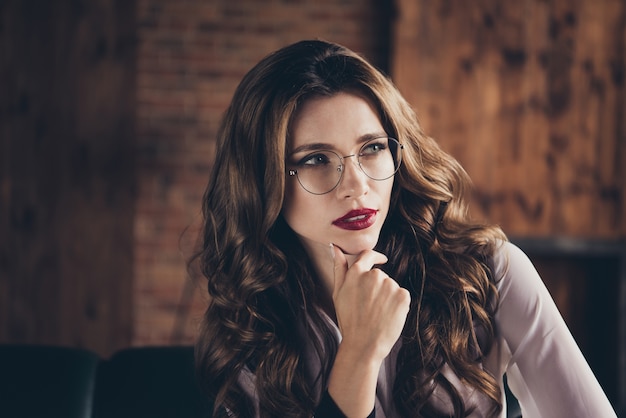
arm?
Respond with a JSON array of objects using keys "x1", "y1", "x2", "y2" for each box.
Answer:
[
  {"x1": 496, "y1": 243, "x2": 617, "y2": 417},
  {"x1": 325, "y1": 245, "x2": 410, "y2": 417}
]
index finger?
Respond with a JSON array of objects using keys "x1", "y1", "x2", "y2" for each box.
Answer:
[{"x1": 346, "y1": 249, "x2": 388, "y2": 274}]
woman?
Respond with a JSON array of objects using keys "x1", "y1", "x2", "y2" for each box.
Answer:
[{"x1": 193, "y1": 40, "x2": 616, "y2": 417}]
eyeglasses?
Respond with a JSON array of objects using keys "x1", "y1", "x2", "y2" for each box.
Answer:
[{"x1": 287, "y1": 136, "x2": 403, "y2": 195}]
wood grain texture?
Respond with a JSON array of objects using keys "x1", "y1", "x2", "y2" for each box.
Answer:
[
  {"x1": 0, "y1": 0, "x2": 136, "y2": 356},
  {"x1": 392, "y1": 0, "x2": 626, "y2": 238}
]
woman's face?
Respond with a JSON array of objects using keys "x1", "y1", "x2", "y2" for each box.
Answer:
[{"x1": 282, "y1": 92, "x2": 394, "y2": 260}]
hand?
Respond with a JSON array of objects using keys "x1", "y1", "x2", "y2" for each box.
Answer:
[
  {"x1": 331, "y1": 244, "x2": 411, "y2": 364},
  {"x1": 325, "y1": 245, "x2": 410, "y2": 417}
]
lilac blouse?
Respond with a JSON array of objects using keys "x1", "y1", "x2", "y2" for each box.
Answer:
[{"x1": 238, "y1": 242, "x2": 617, "y2": 417}]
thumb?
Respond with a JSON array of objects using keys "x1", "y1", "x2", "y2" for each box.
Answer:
[{"x1": 331, "y1": 243, "x2": 348, "y2": 299}]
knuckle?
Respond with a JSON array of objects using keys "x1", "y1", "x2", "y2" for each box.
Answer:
[
  {"x1": 381, "y1": 276, "x2": 394, "y2": 286},
  {"x1": 397, "y1": 288, "x2": 411, "y2": 305},
  {"x1": 380, "y1": 276, "x2": 399, "y2": 293}
]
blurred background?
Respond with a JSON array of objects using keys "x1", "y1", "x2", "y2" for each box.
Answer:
[{"x1": 1, "y1": 0, "x2": 624, "y2": 413}]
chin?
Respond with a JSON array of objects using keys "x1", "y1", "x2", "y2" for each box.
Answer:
[{"x1": 337, "y1": 234, "x2": 380, "y2": 255}]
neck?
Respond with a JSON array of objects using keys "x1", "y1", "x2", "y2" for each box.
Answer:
[{"x1": 296, "y1": 237, "x2": 358, "y2": 322}]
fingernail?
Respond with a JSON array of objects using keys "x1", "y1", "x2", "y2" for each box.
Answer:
[{"x1": 329, "y1": 243, "x2": 335, "y2": 259}]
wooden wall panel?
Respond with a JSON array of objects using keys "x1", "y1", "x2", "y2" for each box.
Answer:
[
  {"x1": 392, "y1": 0, "x2": 626, "y2": 238},
  {"x1": 0, "y1": 0, "x2": 136, "y2": 356}
]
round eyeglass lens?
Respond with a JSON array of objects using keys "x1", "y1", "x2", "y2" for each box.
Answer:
[{"x1": 358, "y1": 137, "x2": 402, "y2": 181}]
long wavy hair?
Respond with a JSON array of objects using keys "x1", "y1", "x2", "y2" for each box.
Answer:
[{"x1": 193, "y1": 40, "x2": 507, "y2": 417}]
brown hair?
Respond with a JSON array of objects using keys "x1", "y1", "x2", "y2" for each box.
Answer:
[{"x1": 193, "y1": 39, "x2": 506, "y2": 417}]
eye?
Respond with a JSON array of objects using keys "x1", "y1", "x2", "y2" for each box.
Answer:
[
  {"x1": 360, "y1": 140, "x2": 388, "y2": 156},
  {"x1": 298, "y1": 152, "x2": 333, "y2": 166}
]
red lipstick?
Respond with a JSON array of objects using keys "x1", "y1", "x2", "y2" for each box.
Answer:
[{"x1": 332, "y1": 209, "x2": 378, "y2": 230}]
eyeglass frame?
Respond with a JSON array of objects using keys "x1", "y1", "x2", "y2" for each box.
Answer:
[{"x1": 286, "y1": 136, "x2": 403, "y2": 195}]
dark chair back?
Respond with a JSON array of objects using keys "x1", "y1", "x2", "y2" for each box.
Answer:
[
  {"x1": 93, "y1": 346, "x2": 212, "y2": 418},
  {"x1": 0, "y1": 345, "x2": 100, "y2": 418}
]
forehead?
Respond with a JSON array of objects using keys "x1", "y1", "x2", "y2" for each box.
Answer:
[{"x1": 289, "y1": 92, "x2": 383, "y2": 149}]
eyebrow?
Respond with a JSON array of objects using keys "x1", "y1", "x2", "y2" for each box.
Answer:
[{"x1": 288, "y1": 131, "x2": 388, "y2": 156}]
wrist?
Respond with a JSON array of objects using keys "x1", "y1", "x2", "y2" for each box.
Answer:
[{"x1": 327, "y1": 344, "x2": 382, "y2": 417}]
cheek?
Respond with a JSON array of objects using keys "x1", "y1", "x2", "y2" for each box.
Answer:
[
  {"x1": 378, "y1": 178, "x2": 395, "y2": 209},
  {"x1": 282, "y1": 181, "x2": 325, "y2": 236}
]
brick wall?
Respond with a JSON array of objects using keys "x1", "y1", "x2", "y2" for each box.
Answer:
[{"x1": 134, "y1": 0, "x2": 393, "y2": 345}]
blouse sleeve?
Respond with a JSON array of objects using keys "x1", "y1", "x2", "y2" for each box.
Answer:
[
  {"x1": 315, "y1": 390, "x2": 375, "y2": 418},
  {"x1": 495, "y1": 242, "x2": 617, "y2": 417}
]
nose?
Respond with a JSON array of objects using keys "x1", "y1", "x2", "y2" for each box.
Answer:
[{"x1": 336, "y1": 155, "x2": 368, "y2": 198}]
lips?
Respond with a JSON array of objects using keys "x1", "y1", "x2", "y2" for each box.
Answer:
[{"x1": 332, "y1": 208, "x2": 378, "y2": 230}]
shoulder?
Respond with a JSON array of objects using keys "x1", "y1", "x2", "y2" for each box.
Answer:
[
  {"x1": 489, "y1": 240, "x2": 551, "y2": 308},
  {"x1": 489, "y1": 240, "x2": 549, "y2": 305},
  {"x1": 489, "y1": 241, "x2": 568, "y2": 355},
  {"x1": 489, "y1": 240, "x2": 535, "y2": 284}
]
